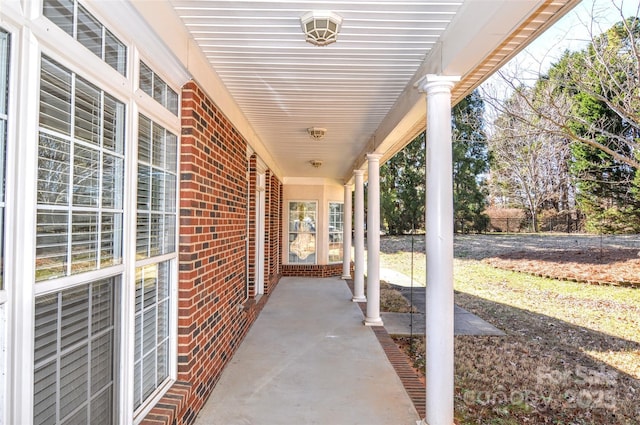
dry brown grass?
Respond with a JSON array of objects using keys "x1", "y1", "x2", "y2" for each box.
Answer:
[
  {"x1": 380, "y1": 280, "x2": 416, "y2": 313},
  {"x1": 380, "y1": 234, "x2": 640, "y2": 425}
]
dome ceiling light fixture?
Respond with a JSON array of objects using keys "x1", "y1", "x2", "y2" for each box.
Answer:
[
  {"x1": 300, "y1": 11, "x2": 343, "y2": 47},
  {"x1": 307, "y1": 127, "x2": 327, "y2": 140}
]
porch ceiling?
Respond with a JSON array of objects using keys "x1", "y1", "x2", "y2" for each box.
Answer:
[{"x1": 165, "y1": 0, "x2": 579, "y2": 182}]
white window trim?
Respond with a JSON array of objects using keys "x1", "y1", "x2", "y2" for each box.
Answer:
[
  {"x1": 6, "y1": 22, "x2": 40, "y2": 425},
  {"x1": 0, "y1": 19, "x2": 19, "y2": 425}
]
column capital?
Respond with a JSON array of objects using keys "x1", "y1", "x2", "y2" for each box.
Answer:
[
  {"x1": 366, "y1": 153, "x2": 382, "y2": 161},
  {"x1": 416, "y1": 74, "x2": 460, "y2": 94},
  {"x1": 353, "y1": 169, "x2": 365, "y2": 176}
]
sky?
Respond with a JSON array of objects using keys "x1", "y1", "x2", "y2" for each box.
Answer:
[
  {"x1": 524, "y1": 0, "x2": 637, "y2": 70},
  {"x1": 481, "y1": 0, "x2": 638, "y2": 109}
]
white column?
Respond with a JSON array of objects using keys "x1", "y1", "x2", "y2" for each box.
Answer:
[
  {"x1": 352, "y1": 170, "x2": 366, "y2": 302},
  {"x1": 417, "y1": 74, "x2": 460, "y2": 425},
  {"x1": 341, "y1": 182, "x2": 353, "y2": 280},
  {"x1": 364, "y1": 153, "x2": 383, "y2": 326}
]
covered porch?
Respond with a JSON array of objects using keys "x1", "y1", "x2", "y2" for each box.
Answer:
[{"x1": 0, "y1": 1, "x2": 582, "y2": 424}]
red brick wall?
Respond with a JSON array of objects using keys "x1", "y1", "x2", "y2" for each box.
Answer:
[
  {"x1": 141, "y1": 80, "x2": 279, "y2": 425},
  {"x1": 281, "y1": 263, "x2": 347, "y2": 277}
]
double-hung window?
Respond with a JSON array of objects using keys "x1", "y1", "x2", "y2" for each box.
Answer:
[
  {"x1": 34, "y1": 55, "x2": 124, "y2": 425},
  {"x1": 134, "y1": 112, "x2": 177, "y2": 412}
]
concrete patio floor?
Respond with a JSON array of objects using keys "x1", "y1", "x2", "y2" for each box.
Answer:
[{"x1": 194, "y1": 276, "x2": 420, "y2": 425}]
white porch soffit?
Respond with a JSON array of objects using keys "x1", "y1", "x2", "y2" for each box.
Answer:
[{"x1": 164, "y1": 0, "x2": 579, "y2": 181}]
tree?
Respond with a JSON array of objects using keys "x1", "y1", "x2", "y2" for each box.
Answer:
[
  {"x1": 379, "y1": 91, "x2": 490, "y2": 234},
  {"x1": 487, "y1": 8, "x2": 639, "y2": 169},
  {"x1": 484, "y1": 3, "x2": 640, "y2": 232},
  {"x1": 452, "y1": 90, "x2": 490, "y2": 232},
  {"x1": 489, "y1": 87, "x2": 572, "y2": 231},
  {"x1": 380, "y1": 133, "x2": 425, "y2": 234},
  {"x1": 566, "y1": 84, "x2": 640, "y2": 232}
]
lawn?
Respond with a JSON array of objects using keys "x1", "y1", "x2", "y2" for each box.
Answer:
[{"x1": 378, "y1": 234, "x2": 640, "y2": 425}]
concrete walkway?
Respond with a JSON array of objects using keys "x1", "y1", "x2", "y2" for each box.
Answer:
[
  {"x1": 384, "y1": 285, "x2": 505, "y2": 337},
  {"x1": 194, "y1": 277, "x2": 420, "y2": 425},
  {"x1": 381, "y1": 307, "x2": 505, "y2": 336}
]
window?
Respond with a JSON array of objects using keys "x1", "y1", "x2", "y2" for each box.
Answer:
[
  {"x1": 136, "y1": 114, "x2": 177, "y2": 259},
  {"x1": 139, "y1": 62, "x2": 178, "y2": 116},
  {"x1": 36, "y1": 56, "x2": 125, "y2": 281},
  {"x1": 34, "y1": 55, "x2": 124, "y2": 425},
  {"x1": 134, "y1": 113, "x2": 177, "y2": 411},
  {"x1": 34, "y1": 278, "x2": 116, "y2": 425},
  {"x1": 0, "y1": 29, "x2": 9, "y2": 289},
  {"x1": 13, "y1": 7, "x2": 182, "y2": 423},
  {"x1": 133, "y1": 261, "x2": 170, "y2": 410},
  {"x1": 288, "y1": 201, "x2": 317, "y2": 264},
  {"x1": 328, "y1": 202, "x2": 343, "y2": 263},
  {"x1": 43, "y1": 0, "x2": 127, "y2": 75}
]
